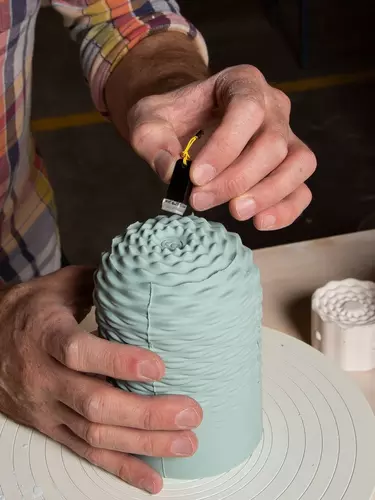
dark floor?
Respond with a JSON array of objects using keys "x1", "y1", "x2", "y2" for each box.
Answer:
[{"x1": 32, "y1": 0, "x2": 375, "y2": 265}]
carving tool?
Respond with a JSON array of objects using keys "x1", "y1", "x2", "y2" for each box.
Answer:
[{"x1": 161, "y1": 130, "x2": 203, "y2": 216}]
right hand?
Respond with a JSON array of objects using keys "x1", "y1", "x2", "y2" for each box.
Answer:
[
  {"x1": 0, "y1": 266, "x2": 202, "y2": 494},
  {"x1": 127, "y1": 64, "x2": 316, "y2": 229}
]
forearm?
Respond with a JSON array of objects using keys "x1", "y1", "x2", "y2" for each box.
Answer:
[{"x1": 105, "y1": 32, "x2": 209, "y2": 134}]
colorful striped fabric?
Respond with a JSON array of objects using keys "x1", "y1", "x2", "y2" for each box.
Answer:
[{"x1": 0, "y1": 0, "x2": 207, "y2": 284}]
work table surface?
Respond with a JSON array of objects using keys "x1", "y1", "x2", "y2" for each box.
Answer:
[{"x1": 253, "y1": 229, "x2": 375, "y2": 413}]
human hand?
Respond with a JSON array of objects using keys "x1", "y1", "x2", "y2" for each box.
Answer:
[
  {"x1": 0, "y1": 266, "x2": 201, "y2": 494},
  {"x1": 127, "y1": 65, "x2": 316, "y2": 229}
]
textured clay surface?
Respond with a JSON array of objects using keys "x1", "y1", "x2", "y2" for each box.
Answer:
[{"x1": 94, "y1": 215, "x2": 263, "y2": 479}]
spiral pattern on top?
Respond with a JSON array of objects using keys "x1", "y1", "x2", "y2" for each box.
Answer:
[
  {"x1": 94, "y1": 215, "x2": 263, "y2": 480},
  {"x1": 312, "y1": 278, "x2": 375, "y2": 326}
]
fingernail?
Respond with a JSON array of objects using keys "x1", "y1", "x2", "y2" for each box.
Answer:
[
  {"x1": 192, "y1": 164, "x2": 216, "y2": 186},
  {"x1": 139, "y1": 478, "x2": 157, "y2": 494},
  {"x1": 191, "y1": 191, "x2": 215, "y2": 211},
  {"x1": 138, "y1": 360, "x2": 162, "y2": 381},
  {"x1": 260, "y1": 214, "x2": 276, "y2": 230},
  {"x1": 175, "y1": 408, "x2": 200, "y2": 429},
  {"x1": 171, "y1": 436, "x2": 194, "y2": 456},
  {"x1": 235, "y1": 197, "x2": 256, "y2": 220},
  {"x1": 154, "y1": 150, "x2": 175, "y2": 181}
]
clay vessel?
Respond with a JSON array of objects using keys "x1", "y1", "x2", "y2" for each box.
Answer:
[{"x1": 94, "y1": 215, "x2": 263, "y2": 479}]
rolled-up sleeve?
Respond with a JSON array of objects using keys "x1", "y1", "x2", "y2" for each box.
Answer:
[{"x1": 51, "y1": 0, "x2": 208, "y2": 114}]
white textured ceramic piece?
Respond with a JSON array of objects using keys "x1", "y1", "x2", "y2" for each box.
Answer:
[
  {"x1": 312, "y1": 278, "x2": 375, "y2": 371},
  {"x1": 1, "y1": 328, "x2": 374, "y2": 500},
  {"x1": 94, "y1": 216, "x2": 263, "y2": 480}
]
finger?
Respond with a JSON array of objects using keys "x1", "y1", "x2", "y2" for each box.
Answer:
[
  {"x1": 252, "y1": 183, "x2": 313, "y2": 230},
  {"x1": 59, "y1": 403, "x2": 198, "y2": 457},
  {"x1": 128, "y1": 106, "x2": 182, "y2": 182},
  {"x1": 53, "y1": 424, "x2": 162, "y2": 494},
  {"x1": 44, "y1": 320, "x2": 165, "y2": 381},
  {"x1": 55, "y1": 367, "x2": 202, "y2": 430},
  {"x1": 190, "y1": 66, "x2": 268, "y2": 186},
  {"x1": 190, "y1": 123, "x2": 290, "y2": 211},
  {"x1": 229, "y1": 137, "x2": 316, "y2": 221}
]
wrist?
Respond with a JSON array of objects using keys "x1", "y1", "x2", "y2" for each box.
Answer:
[{"x1": 105, "y1": 32, "x2": 209, "y2": 129}]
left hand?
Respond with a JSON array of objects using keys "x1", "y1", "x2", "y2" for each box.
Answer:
[
  {"x1": 0, "y1": 266, "x2": 201, "y2": 495},
  {"x1": 127, "y1": 65, "x2": 316, "y2": 230}
]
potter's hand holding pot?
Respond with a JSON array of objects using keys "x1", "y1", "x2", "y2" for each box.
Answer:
[
  {"x1": 110, "y1": 64, "x2": 316, "y2": 229},
  {"x1": 0, "y1": 266, "x2": 201, "y2": 494}
]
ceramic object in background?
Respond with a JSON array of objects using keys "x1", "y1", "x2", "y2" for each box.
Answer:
[
  {"x1": 94, "y1": 215, "x2": 263, "y2": 480},
  {"x1": 312, "y1": 278, "x2": 375, "y2": 371}
]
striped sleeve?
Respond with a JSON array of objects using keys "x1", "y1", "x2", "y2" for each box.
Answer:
[{"x1": 51, "y1": 0, "x2": 208, "y2": 115}]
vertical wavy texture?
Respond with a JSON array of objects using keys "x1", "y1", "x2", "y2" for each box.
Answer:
[{"x1": 94, "y1": 215, "x2": 263, "y2": 479}]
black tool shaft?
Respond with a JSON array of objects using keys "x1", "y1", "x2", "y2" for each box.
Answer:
[
  {"x1": 166, "y1": 158, "x2": 192, "y2": 205},
  {"x1": 161, "y1": 158, "x2": 193, "y2": 216}
]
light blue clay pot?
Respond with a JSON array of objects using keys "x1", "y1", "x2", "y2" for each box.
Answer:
[{"x1": 94, "y1": 215, "x2": 262, "y2": 479}]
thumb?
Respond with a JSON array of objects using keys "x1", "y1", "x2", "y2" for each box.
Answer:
[
  {"x1": 41, "y1": 266, "x2": 95, "y2": 318},
  {"x1": 129, "y1": 116, "x2": 182, "y2": 183},
  {"x1": 43, "y1": 266, "x2": 95, "y2": 296}
]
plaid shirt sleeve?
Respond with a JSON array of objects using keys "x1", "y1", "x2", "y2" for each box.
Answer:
[{"x1": 51, "y1": 0, "x2": 208, "y2": 115}]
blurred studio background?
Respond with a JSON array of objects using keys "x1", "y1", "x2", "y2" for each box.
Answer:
[{"x1": 32, "y1": 0, "x2": 375, "y2": 265}]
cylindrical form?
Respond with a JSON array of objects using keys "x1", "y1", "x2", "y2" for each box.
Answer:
[
  {"x1": 94, "y1": 215, "x2": 263, "y2": 479},
  {"x1": 312, "y1": 278, "x2": 375, "y2": 371}
]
